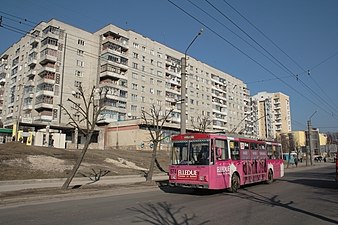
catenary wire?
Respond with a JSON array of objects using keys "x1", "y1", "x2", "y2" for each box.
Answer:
[
  {"x1": 168, "y1": 0, "x2": 337, "y2": 119},
  {"x1": 204, "y1": 0, "x2": 338, "y2": 116}
]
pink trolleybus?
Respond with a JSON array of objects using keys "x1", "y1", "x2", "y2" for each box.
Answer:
[{"x1": 169, "y1": 133, "x2": 284, "y2": 192}]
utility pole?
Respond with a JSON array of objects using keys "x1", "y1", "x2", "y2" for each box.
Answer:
[
  {"x1": 307, "y1": 111, "x2": 317, "y2": 166},
  {"x1": 180, "y1": 29, "x2": 203, "y2": 134},
  {"x1": 307, "y1": 120, "x2": 313, "y2": 166}
]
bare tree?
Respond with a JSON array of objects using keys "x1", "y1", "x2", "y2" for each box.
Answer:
[
  {"x1": 190, "y1": 116, "x2": 211, "y2": 133},
  {"x1": 141, "y1": 104, "x2": 174, "y2": 182},
  {"x1": 59, "y1": 85, "x2": 108, "y2": 189}
]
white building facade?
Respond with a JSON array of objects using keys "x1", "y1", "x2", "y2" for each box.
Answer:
[
  {"x1": 252, "y1": 91, "x2": 292, "y2": 139},
  {"x1": 0, "y1": 19, "x2": 249, "y2": 148}
]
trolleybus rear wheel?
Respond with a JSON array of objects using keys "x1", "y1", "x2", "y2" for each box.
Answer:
[{"x1": 229, "y1": 173, "x2": 240, "y2": 193}]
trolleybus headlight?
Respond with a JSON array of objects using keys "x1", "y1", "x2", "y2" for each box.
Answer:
[{"x1": 199, "y1": 176, "x2": 207, "y2": 181}]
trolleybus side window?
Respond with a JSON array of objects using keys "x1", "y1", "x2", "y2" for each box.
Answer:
[
  {"x1": 267, "y1": 144, "x2": 273, "y2": 159},
  {"x1": 230, "y1": 140, "x2": 240, "y2": 160},
  {"x1": 215, "y1": 139, "x2": 229, "y2": 160},
  {"x1": 275, "y1": 145, "x2": 282, "y2": 159},
  {"x1": 250, "y1": 142, "x2": 258, "y2": 150}
]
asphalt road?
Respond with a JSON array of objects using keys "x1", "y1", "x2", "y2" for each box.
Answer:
[{"x1": 0, "y1": 164, "x2": 337, "y2": 225}]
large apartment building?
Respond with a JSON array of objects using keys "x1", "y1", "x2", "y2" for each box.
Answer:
[
  {"x1": 251, "y1": 91, "x2": 292, "y2": 139},
  {"x1": 0, "y1": 19, "x2": 248, "y2": 148}
]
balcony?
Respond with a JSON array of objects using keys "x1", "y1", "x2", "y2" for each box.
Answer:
[
  {"x1": 211, "y1": 92, "x2": 227, "y2": 102},
  {"x1": 27, "y1": 70, "x2": 37, "y2": 78},
  {"x1": 6, "y1": 112, "x2": 13, "y2": 119},
  {"x1": 101, "y1": 43, "x2": 128, "y2": 57},
  {"x1": 34, "y1": 114, "x2": 53, "y2": 122},
  {"x1": 106, "y1": 93, "x2": 127, "y2": 102},
  {"x1": 28, "y1": 58, "x2": 38, "y2": 67},
  {"x1": 40, "y1": 53, "x2": 57, "y2": 64},
  {"x1": 38, "y1": 65, "x2": 56, "y2": 76},
  {"x1": 100, "y1": 70, "x2": 126, "y2": 80},
  {"x1": 41, "y1": 77, "x2": 55, "y2": 85},
  {"x1": 24, "y1": 80, "x2": 35, "y2": 87},
  {"x1": 42, "y1": 31, "x2": 59, "y2": 40},
  {"x1": 23, "y1": 104, "x2": 33, "y2": 110},
  {"x1": 0, "y1": 65, "x2": 7, "y2": 76},
  {"x1": 102, "y1": 32, "x2": 129, "y2": 49},
  {"x1": 30, "y1": 36, "x2": 39, "y2": 46},
  {"x1": 36, "y1": 90, "x2": 54, "y2": 97},
  {"x1": 35, "y1": 102, "x2": 53, "y2": 111},
  {"x1": 166, "y1": 77, "x2": 181, "y2": 86},
  {"x1": 99, "y1": 80, "x2": 128, "y2": 91}
]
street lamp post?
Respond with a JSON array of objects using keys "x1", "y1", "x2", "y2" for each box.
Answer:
[
  {"x1": 15, "y1": 83, "x2": 24, "y2": 142},
  {"x1": 180, "y1": 29, "x2": 203, "y2": 134}
]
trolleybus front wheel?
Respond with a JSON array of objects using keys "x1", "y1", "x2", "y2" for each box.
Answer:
[
  {"x1": 229, "y1": 173, "x2": 240, "y2": 193},
  {"x1": 266, "y1": 169, "x2": 273, "y2": 184}
]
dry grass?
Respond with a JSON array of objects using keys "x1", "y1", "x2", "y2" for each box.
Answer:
[{"x1": 0, "y1": 142, "x2": 170, "y2": 181}]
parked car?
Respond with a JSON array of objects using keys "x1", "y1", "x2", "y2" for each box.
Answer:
[{"x1": 313, "y1": 155, "x2": 323, "y2": 162}]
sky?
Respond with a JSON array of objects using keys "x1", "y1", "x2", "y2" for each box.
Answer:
[{"x1": 1, "y1": 0, "x2": 337, "y2": 132}]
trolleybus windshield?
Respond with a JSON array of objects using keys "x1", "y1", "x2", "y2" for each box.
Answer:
[{"x1": 172, "y1": 140, "x2": 210, "y2": 165}]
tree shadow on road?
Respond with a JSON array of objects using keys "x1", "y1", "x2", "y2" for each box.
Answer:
[
  {"x1": 128, "y1": 202, "x2": 210, "y2": 225},
  {"x1": 236, "y1": 188, "x2": 338, "y2": 225}
]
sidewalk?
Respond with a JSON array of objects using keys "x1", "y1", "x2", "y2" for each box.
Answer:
[
  {"x1": 284, "y1": 161, "x2": 331, "y2": 172},
  {"x1": 0, "y1": 162, "x2": 333, "y2": 193},
  {"x1": 0, "y1": 173, "x2": 168, "y2": 193}
]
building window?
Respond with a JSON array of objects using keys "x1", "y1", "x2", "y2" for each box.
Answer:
[
  {"x1": 74, "y1": 81, "x2": 82, "y2": 87},
  {"x1": 131, "y1": 94, "x2": 138, "y2": 101},
  {"x1": 133, "y1": 52, "x2": 139, "y2": 59},
  {"x1": 77, "y1": 49, "x2": 84, "y2": 56},
  {"x1": 75, "y1": 70, "x2": 83, "y2": 77},
  {"x1": 78, "y1": 39, "x2": 85, "y2": 46},
  {"x1": 77, "y1": 60, "x2": 84, "y2": 67},
  {"x1": 150, "y1": 88, "x2": 154, "y2": 94},
  {"x1": 133, "y1": 43, "x2": 139, "y2": 49},
  {"x1": 131, "y1": 105, "x2": 137, "y2": 111},
  {"x1": 132, "y1": 72, "x2": 138, "y2": 79},
  {"x1": 132, "y1": 83, "x2": 138, "y2": 90},
  {"x1": 132, "y1": 63, "x2": 138, "y2": 69}
]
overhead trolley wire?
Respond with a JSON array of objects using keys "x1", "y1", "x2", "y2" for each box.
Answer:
[
  {"x1": 205, "y1": 0, "x2": 338, "y2": 116},
  {"x1": 167, "y1": 0, "x2": 337, "y2": 119},
  {"x1": 221, "y1": 0, "x2": 338, "y2": 115}
]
